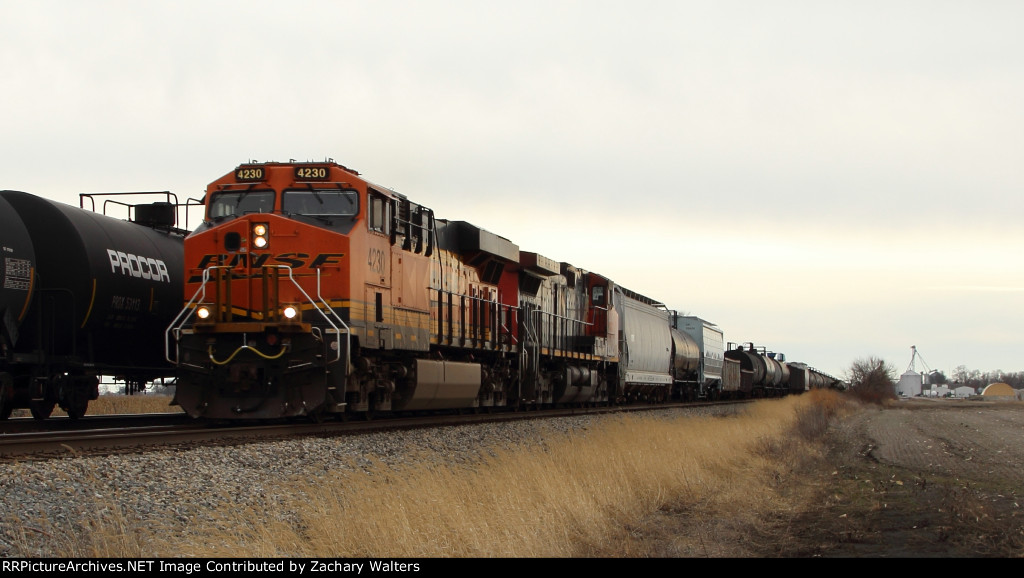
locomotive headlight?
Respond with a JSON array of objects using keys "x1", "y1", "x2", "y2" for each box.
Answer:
[
  {"x1": 282, "y1": 304, "x2": 299, "y2": 320},
  {"x1": 196, "y1": 305, "x2": 212, "y2": 320},
  {"x1": 252, "y1": 223, "x2": 269, "y2": 248}
]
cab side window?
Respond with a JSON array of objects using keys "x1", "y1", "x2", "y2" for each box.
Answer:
[{"x1": 369, "y1": 192, "x2": 389, "y2": 234}]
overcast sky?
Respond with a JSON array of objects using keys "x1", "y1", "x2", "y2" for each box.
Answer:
[{"x1": 3, "y1": 0, "x2": 1021, "y2": 379}]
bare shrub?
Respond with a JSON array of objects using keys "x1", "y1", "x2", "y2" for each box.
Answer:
[
  {"x1": 794, "y1": 404, "x2": 829, "y2": 441},
  {"x1": 794, "y1": 389, "x2": 852, "y2": 441},
  {"x1": 845, "y1": 357, "x2": 897, "y2": 404}
]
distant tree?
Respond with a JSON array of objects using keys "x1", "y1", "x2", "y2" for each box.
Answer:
[
  {"x1": 928, "y1": 370, "x2": 947, "y2": 386},
  {"x1": 945, "y1": 367, "x2": 1024, "y2": 389},
  {"x1": 1003, "y1": 372, "x2": 1024, "y2": 389},
  {"x1": 953, "y1": 365, "x2": 970, "y2": 384},
  {"x1": 845, "y1": 357, "x2": 897, "y2": 404}
]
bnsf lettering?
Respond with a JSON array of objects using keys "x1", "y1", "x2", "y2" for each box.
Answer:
[
  {"x1": 196, "y1": 253, "x2": 273, "y2": 269},
  {"x1": 194, "y1": 253, "x2": 345, "y2": 270},
  {"x1": 309, "y1": 254, "x2": 344, "y2": 268},
  {"x1": 107, "y1": 249, "x2": 171, "y2": 282},
  {"x1": 273, "y1": 253, "x2": 307, "y2": 268}
]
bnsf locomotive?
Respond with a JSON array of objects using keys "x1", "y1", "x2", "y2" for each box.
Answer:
[
  {"x1": 166, "y1": 160, "x2": 839, "y2": 420},
  {"x1": 0, "y1": 191, "x2": 186, "y2": 419}
]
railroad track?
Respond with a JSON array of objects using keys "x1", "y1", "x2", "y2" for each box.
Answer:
[{"x1": 0, "y1": 400, "x2": 749, "y2": 461}]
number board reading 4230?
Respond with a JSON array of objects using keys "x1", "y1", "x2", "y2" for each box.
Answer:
[
  {"x1": 235, "y1": 167, "x2": 265, "y2": 181},
  {"x1": 295, "y1": 166, "x2": 330, "y2": 180}
]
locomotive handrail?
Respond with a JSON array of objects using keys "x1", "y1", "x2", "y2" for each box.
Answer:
[
  {"x1": 250, "y1": 265, "x2": 349, "y2": 371},
  {"x1": 433, "y1": 287, "x2": 512, "y2": 347},
  {"x1": 165, "y1": 269, "x2": 214, "y2": 364},
  {"x1": 530, "y1": 308, "x2": 597, "y2": 356},
  {"x1": 531, "y1": 308, "x2": 597, "y2": 327},
  {"x1": 500, "y1": 310, "x2": 520, "y2": 345},
  {"x1": 583, "y1": 304, "x2": 610, "y2": 342},
  {"x1": 522, "y1": 306, "x2": 539, "y2": 344},
  {"x1": 164, "y1": 266, "x2": 351, "y2": 378},
  {"x1": 310, "y1": 266, "x2": 351, "y2": 374}
]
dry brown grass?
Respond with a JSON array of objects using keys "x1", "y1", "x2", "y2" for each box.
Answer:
[
  {"x1": 178, "y1": 391, "x2": 853, "y2": 557},
  {"x1": 21, "y1": 395, "x2": 183, "y2": 419},
  {"x1": 14, "y1": 391, "x2": 856, "y2": 557},
  {"x1": 81, "y1": 394, "x2": 181, "y2": 416}
]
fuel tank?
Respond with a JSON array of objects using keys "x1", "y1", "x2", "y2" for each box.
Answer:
[{"x1": 0, "y1": 190, "x2": 185, "y2": 370}]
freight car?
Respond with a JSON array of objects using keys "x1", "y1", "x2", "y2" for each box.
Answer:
[
  {"x1": 0, "y1": 191, "x2": 187, "y2": 419},
  {"x1": 165, "y1": 160, "x2": 840, "y2": 420},
  {"x1": 720, "y1": 342, "x2": 841, "y2": 398},
  {"x1": 786, "y1": 361, "x2": 842, "y2": 393}
]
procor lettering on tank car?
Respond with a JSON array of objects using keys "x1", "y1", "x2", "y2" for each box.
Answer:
[
  {"x1": 164, "y1": 160, "x2": 843, "y2": 421},
  {"x1": 0, "y1": 190, "x2": 188, "y2": 419}
]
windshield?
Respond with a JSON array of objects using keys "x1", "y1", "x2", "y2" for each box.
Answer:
[
  {"x1": 282, "y1": 189, "x2": 359, "y2": 217},
  {"x1": 208, "y1": 190, "x2": 275, "y2": 219}
]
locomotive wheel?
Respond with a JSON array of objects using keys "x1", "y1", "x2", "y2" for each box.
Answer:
[
  {"x1": 29, "y1": 400, "x2": 55, "y2": 421},
  {"x1": 0, "y1": 373, "x2": 13, "y2": 420}
]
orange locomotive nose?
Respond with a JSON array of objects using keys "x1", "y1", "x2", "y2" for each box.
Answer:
[{"x1": 169, "y1": 161, "x2": 358, "y2": 420}]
